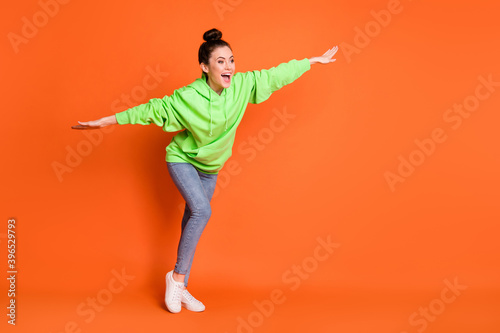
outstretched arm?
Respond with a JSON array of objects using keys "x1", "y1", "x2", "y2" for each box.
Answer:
[
  {"x1": 246, "y1": 46, "x2": 337, "y2": 104},
  {"x1": 309, "y1": 46, "x2": 338, "y2": 65},
  {"x1": 72, "y1": 115, "x2": 117, "y2": 130}
]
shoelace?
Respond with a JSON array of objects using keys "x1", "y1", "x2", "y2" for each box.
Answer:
[
  {"x1": 182, "y1": 290, "x2": 198, "y2": 304},
  {"x1": 172, "y1": 284, "x2": 184, "y2": 303}
]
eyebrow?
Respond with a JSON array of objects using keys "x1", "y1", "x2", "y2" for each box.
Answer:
[{"x1": 216, "y1": 56, "x2": 234, "y2": 60}]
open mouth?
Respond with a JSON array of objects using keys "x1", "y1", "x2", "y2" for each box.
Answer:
[{"x1": 221, "y1": 73, "x2": 232, "y2": 83}]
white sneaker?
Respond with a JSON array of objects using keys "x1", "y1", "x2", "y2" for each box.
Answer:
[
  {"x1": 181, "y1": 289, "x2": 206, "y2": 312},
  {"x1": 165, "y1": 271, "x2": 185, "y2": 313}
]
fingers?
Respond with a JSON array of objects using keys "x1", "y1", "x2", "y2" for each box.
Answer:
[
  {"x1": 72, "y1": 121, "x2": 92, "y2": 129},
  {"x1": 72, "y1": 124, "x2": 100, "y2": 130},
  {"x1": 71, "y1": 125, "x2": 87, "y2": 129},
  {"x1": 322, "y1": 45, "x2": 339, "y2": 59},
  {"x1": 328, "y1": 46, "x2": 339, "y2": 56}
]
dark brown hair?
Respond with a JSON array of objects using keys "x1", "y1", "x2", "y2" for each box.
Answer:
[{"x1": 198, "y1": 28, "x2": 232, "y2": 65}]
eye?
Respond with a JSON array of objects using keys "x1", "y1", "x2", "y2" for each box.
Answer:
[
  {"x1": 218, "y1": 60, "x2": 223, "y2": 64},
  {"x1": 231, "y1": 59, "x2": 234, "y2": 63}
]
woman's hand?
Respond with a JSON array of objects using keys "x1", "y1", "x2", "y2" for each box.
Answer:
[
  {"x1": 309, "y1": 46, "x2": 339, "y2": 65},
  {"x1": 72, "y1": 115, "x2": 118, "y2": 130}
]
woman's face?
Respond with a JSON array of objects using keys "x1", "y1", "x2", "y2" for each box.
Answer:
[{"x1": 200, "y1": 46, "x2": 235, "y2": 95}]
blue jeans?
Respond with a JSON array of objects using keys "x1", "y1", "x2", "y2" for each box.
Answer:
[{"x1": 167, "y1": 162, "x2": 218, "y2": 287}]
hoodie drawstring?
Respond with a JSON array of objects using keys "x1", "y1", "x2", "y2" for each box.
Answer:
[
  {"x1": 224, "y1": 97, "x2": 228, "y2": 131},
  {"x1": 207, "y1": 81, "x2": 228, "y2": 137},
  {"x1": 209, "y1": 89, "x2": 213, "y2": 136}
]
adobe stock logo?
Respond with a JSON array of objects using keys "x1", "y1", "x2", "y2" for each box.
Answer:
[
  {"x1": 213, "y1": 0, "x2": 244, "y2": 21},
  {"x1": 52, "y1": 65, "x2": 169, "y2": 182},
  {"x1": 225, "y1": 235, "x2": 340, "y2": 333},
  {"x1": 50, "y1": 268, "x2": 135, "y2": 333},
  {"x1": 340, "y1": 0, "x2": 418, "y2": 64},
  {"x1": 384, "y1": 74, "x2": 499, "y2": 192},
  {"x1": 177, "y1": 105, "x2": 296, "y2": 214},
  {"x1": 8, "y1": 0, "x2": 72, "y2": 54},
  {"x1": 400, "y1": 277, "x2": 467, "y2": 333},
  {"x1": 213, "y1": 106, "x2": 296, "y2": 198}
]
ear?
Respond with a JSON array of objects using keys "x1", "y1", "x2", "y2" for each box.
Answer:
[{"x1": 200, "y1": 63, "x2": 209, "y2": 74}]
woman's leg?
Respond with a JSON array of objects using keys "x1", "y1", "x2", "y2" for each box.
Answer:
[
  {"x1": 167, "y1": 162, "x2": 218, "y2": 287},
  {"x1": 176, "y1": 173, "x2": 218, "y2": 287}
]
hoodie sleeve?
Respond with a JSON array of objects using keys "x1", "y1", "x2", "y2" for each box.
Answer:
[
  {"x1": 246, "y1": 58, "x2": 311, "y2": 104},
  {"x1": 115, "y1": 93, "x2": 185, "y2": 132}
]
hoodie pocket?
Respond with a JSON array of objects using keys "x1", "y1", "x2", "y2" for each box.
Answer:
[{"x1": 188, "y1": 135, "x2": 234, "y2": 167}]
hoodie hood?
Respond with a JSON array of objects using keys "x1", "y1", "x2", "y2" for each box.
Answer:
[{"x1": 188, "y1": 73, "x2": 228, "y2": 136}]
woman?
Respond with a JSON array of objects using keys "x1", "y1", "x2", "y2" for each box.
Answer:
[{"x1": 72, "y1": 28, "x2": 338, "y2": 313}]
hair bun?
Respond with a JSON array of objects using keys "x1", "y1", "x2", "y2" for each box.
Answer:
[{"x1": 203, "y1": 28, "x2": 222, "y2": 42}]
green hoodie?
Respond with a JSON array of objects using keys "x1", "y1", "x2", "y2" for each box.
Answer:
[{"x1": 115, "y1": 58, "x2": 311, "y2": 174}]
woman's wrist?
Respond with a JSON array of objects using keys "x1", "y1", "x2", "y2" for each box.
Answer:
[
  {"x1": 309, "y1": 57, "x2": 322, "y2": 65},
  {"x1": 100, "y1": 115, "x2": 118, "y2": 127}
]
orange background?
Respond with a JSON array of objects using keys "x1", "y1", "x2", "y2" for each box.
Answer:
[{"x1": 1, "y1": 0, "x2": 499, "y2": 332}]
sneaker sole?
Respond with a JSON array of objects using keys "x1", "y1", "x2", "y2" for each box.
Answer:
[{"x1": 181, "y1": 302, "x2": 205, "y2": 312}]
